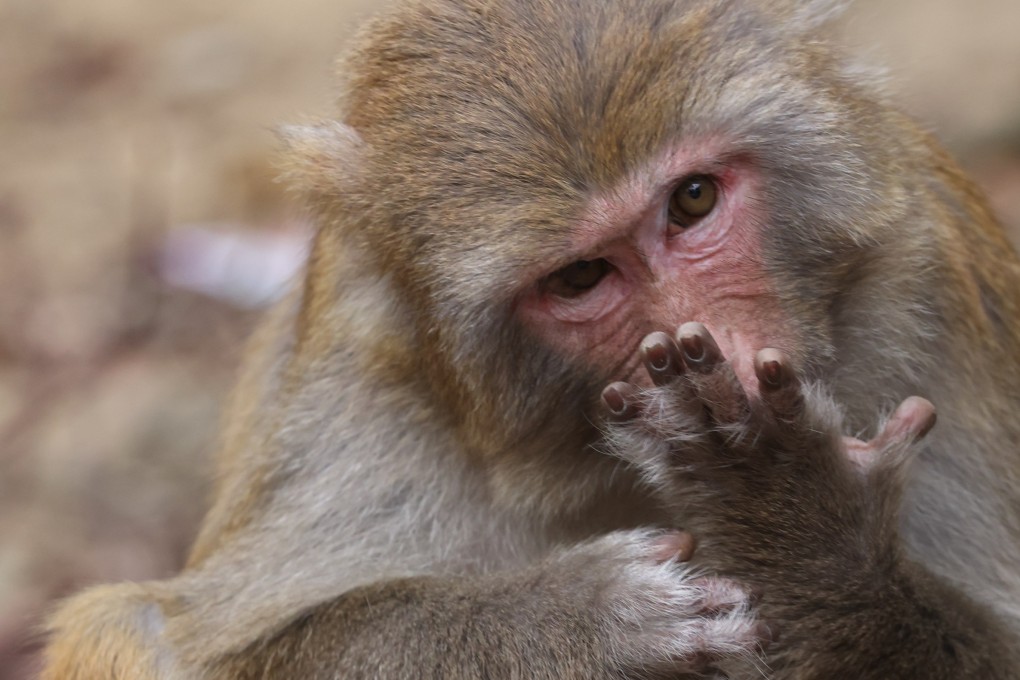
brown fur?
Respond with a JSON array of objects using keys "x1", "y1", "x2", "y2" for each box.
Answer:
[
  {"x1": 605, "y1": 329, "x2": 1020, "y2": 678},
  {"x1": 41, "y1": 0, "x2": 1020, "y2": 678}
]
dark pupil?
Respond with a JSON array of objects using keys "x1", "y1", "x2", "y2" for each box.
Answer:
[
  {"x1": 562, "y1": 259, "x2": 606, "y2": 289},
  {"x1": 686, "y1": 182, "x2": 703, "y2": 200}
]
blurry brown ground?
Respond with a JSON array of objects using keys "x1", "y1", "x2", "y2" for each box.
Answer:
[{"x1": 0, "y1": 1, "x2": 1018, "y2": 677}]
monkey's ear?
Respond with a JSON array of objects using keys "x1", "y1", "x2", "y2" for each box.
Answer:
[
  {"x1": 786, "y1": 0, "x2": 850, "y2": 30},
  {"x1": 277, "y1": 122, "x2": 364, "y2": 196}
]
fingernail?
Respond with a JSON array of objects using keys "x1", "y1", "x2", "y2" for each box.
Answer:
[
  {"x1": 602, "y1": 385, "x2": 626, "y2": 414},
  {"x1": 680, "y1": 333, "x2": 705, "y2": 362},
  {"x1": 762, "y1": 360, "x2": 782, "y2": 388},
  {"x1": 674, "y1": 532, "x2": 697, "y2": 562},
  {"x1": 645, "y1": 342, "x2": 671, "y2": 371}
]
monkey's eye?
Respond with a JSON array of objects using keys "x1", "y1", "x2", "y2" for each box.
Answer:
[
  {"x1": 543, "y1": 258, "x2": 612, "y2": 298},
  {"x1": 668, "y1": 175, "x2": 718, "y2": 230}
]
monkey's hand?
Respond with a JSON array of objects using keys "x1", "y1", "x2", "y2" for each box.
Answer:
[
  {"x1": 600, "y1": 322, "x2": 929, "y2": 572},
  {"x1": 601, "y1": 323, "x2": 1017, "y2": 679},
  {"x1": 533, "y1": 529, "x2": 767, "y2": 677}
]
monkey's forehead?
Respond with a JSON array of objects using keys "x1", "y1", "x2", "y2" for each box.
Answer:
[
  {"x1": 340, "y1": 0, "x2": 857, "y2": 190},
  {"x1": 323, "y1": 0, "x2": 895, "y2": 291}
]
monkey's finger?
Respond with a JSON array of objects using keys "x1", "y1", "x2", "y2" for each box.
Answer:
[
  {"x1": 755, "y1": 348, "x2": 803, "y2": 422},
  {"x1": 640, "y1": 332, "x2": 685, "y2": 386},
  {"x1": 602, "y1": 382, "x2": 641, "y2": 421},
  {"x1": 650, "y1": 531, "x2": 698, "y2": 563},
  {"x1": 872, "y1": 397, "x2": 937, "y2": 450},
  {"x1": 677, "y1": 323, "x2": 748, "y2": 425},
  {"x1": 689, "y1": 577, "x2": 751, "y2": 616}
]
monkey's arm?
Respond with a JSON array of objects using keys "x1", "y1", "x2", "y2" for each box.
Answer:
[
  {"x1": 43, "y1": 531, "x2": 763, "y2": 680},
  {"x1": 604, "y1": 324, "x2": 1020, "y2": 679},
  {"x1": 759, "y1": 549, "x2": 1020, "y2": 679},
  {"x1": 211, "y1": 539, "x2": 754, "y2": 680}
]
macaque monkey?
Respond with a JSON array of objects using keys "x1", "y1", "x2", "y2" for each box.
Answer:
[{"x1": 42, "y1": 0, "x2": 1020, "y2": 678}]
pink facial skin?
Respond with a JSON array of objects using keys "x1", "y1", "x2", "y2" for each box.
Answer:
[{"x1": 516, "y1": 139, "x2": 796, "y2": 393}]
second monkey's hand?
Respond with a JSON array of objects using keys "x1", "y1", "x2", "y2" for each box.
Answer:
[{"x1": 601, "y1": 323, "x2": 1018, "y2": 680}]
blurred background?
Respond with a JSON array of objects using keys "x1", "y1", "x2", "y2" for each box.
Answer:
[{"x1": 0, "y1": 0, "x2": 1018, "y2": 676}]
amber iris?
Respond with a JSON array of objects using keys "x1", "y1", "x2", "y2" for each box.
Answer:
[{"x1": 669, "y1": 175, "x2": 718, "y2": 227}]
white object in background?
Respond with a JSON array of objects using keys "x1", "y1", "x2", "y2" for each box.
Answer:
[{"x1": 159, "y1": 224, "x2": 311, "y2": 308}]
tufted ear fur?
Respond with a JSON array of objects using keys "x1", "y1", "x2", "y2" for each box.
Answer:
[
  {"x1": 788, "y1": 0, "x2": 851, "y2": 30},
  {"x1": 277, "y1": 121, "x2": 364, "y2": 198}
]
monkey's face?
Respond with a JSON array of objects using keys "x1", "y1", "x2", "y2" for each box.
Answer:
[
  {"x1": 332, "y1": 0, "x2": 915, "y2": 442},
  {"x1": 515, "y1": 142, "x2": 792, "y2": 393}
]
